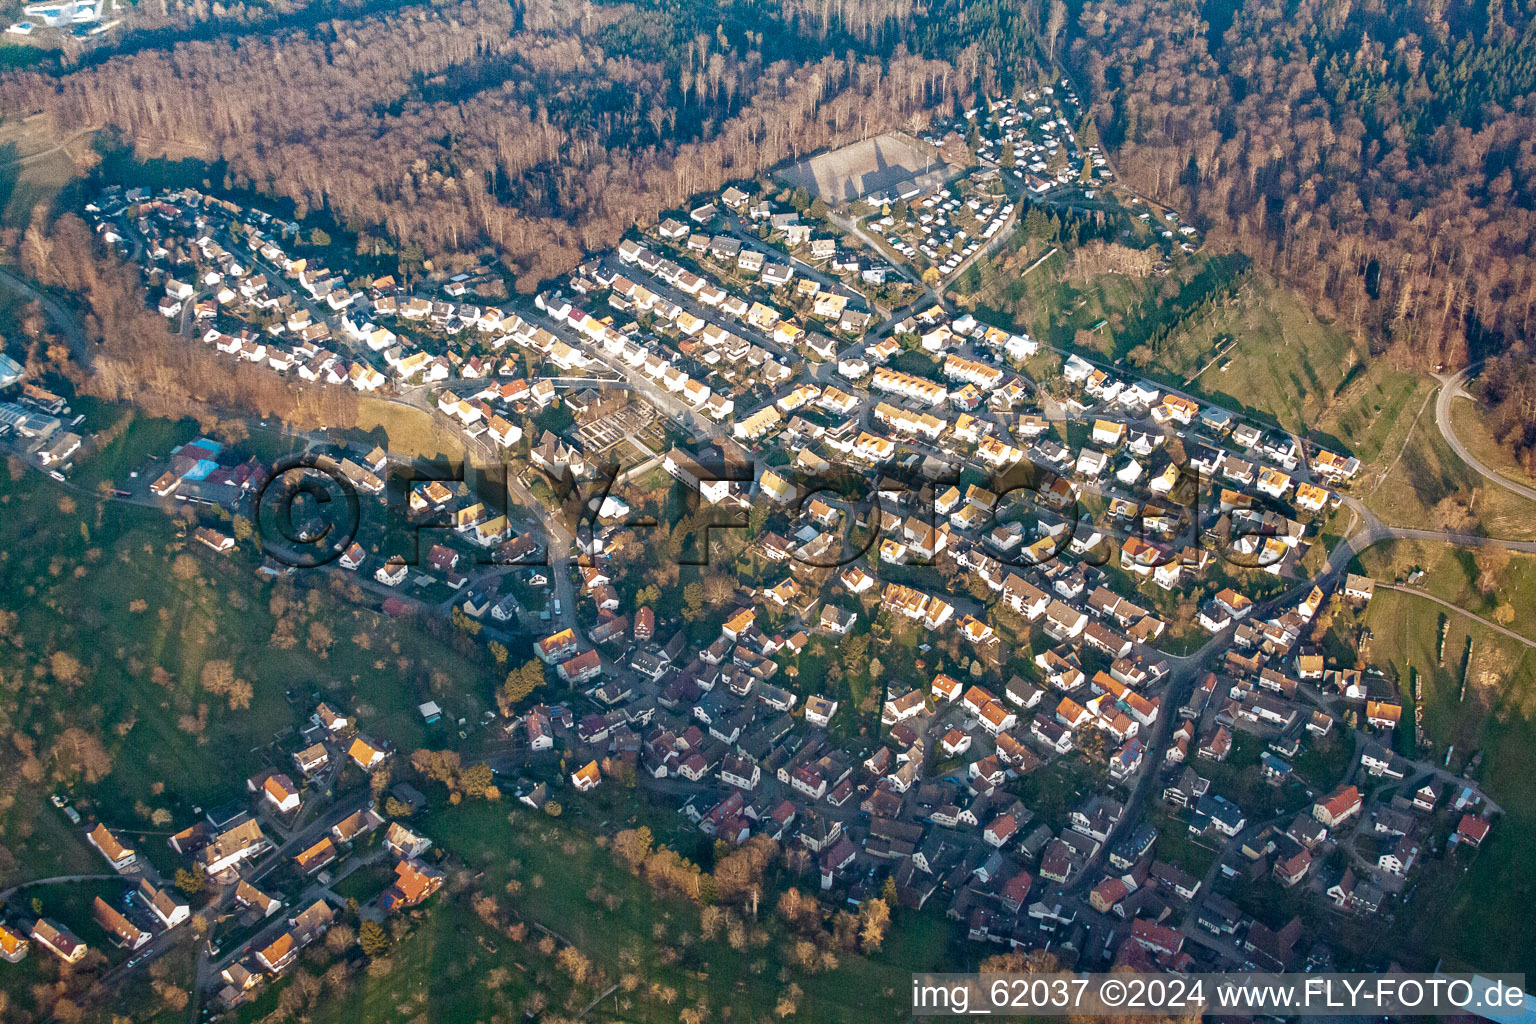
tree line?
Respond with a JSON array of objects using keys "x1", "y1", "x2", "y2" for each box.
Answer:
[
  {"x1": 2, "y1": 0, "x2": 966, "y2": 288},
  {"x1": 20, "y1": 214, "x2": 362, "y2": 428},
  {"x1": 1069, "y1": 0, "x2": 1536, "y2": 464}
]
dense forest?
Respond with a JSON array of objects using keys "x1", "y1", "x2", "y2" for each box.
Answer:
[
  {"x1": 21, "y1": 213, "x2": 362, "y2": 429},
  {"x1": 8, "y1": 0, "x2": 1536, "y2": 460},
  {"x1": 1070, "y1": 0, "x2": 1536, "y2": 375},
  {"x1": 1, "y1": 0, "x2": 1052, "y2": 286}
]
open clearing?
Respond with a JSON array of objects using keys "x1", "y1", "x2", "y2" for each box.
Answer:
[
  {"x1": 0, "y1": 115, "x2": 96, "y2": 227},
  {"x1": 1362, "y1": 398, "x2": 1536, "y2": 540},
  {"x1": 354, "y1": 397, "x2": 472, "y2": 464},
  {"x1": 778, "y1": 131, "x2": 954, "y2": 204}
]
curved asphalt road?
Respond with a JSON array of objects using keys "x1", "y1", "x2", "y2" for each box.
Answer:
[
  {"x1": 1436, "y1": 365, "x2": 1536, "y2": 503},
  {"x1": 0, "y1": 873, "x2": 120, "y2": 901},
  {"x1": 0, "y1": 267, "x2": 93, "y2": 363}
]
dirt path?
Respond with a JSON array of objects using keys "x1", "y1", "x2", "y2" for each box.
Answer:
[
  {"x1": 0, "y1": 126, "x2": 98, "y2": 170},
  {"x1": 1376, "y1": 582, "x2": 1536, "y2": 649}
]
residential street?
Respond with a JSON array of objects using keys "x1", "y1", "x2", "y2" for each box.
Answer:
[{"x1": 3, "y1": 123, "x2": 1530, "y2": 1019}]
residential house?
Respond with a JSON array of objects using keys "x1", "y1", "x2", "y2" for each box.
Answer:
[
  {"x1": 1313, "y1": 785, "x2": 1362, "y2": 828},
  {"x1": 293, "y1": 837, "x2": 338, "y2": 875},
  {"x1": 86, "y1": 823, "x2": 136, "y2": 871},
  {"x1": 380, "y1": 859, "x2": 444, "y2": 912},
  {"x1": 30, "y1": 919, "x2": 87, "y2": 963},
  {"x1": 572, "y1": 760, "x2": 602, "y2": 792},
  {"x1": 348, "y1": 735, "x2": 389, "y2": 771},
  {"x1": 93, "y1": 897, "x2": 151, "y2": 950},
  {"x1": 384, "y1": 822, "x2": 433, "y2": 860},
  {"x1": 259, "y1": 773, "x2": 301, "y2": 813},
  {"x1": 0, "y1": 923, "x2": 27, "y2": 963},
  {"x1": 203, "y1": 819, "x2": 271, "y2": 876},
  {"x1": 235, "y1": 881, "x2": 281, "y2": 917},
  {"x1": 139, "y1": 880, "x2": 190, "y2": 929}
]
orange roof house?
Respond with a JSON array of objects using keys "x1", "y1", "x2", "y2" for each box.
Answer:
[
  {"x1": 87, "y1": 823, "x2": 136, "y2": 869},
  {"x1": 380, "y1": 858, "x2": 444, "y2": 912},
  {"x1": 348, "y1": 736, "x2": 387, "y2": 770},
  {"x1": 0, "y1": 922, "x2": 28, "y2": 962},
  {"x1": 293, "y1": 837, "x2": 337, "y2": 874},
  {"x1": 571, "y1": 760, "x2": 602, "y2": 792},
  {"x1": 1313, "y1": 785, "x2": 1362, "y2": 827},
  {"x1": 255, "y1": 932, "x2": 297, "y2": 974}
]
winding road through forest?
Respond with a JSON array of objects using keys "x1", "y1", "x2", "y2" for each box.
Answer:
[{"x1": 0, "y1": 266, "x2": 92, "y2": 360}]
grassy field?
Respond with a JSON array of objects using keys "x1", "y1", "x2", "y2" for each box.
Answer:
[
  {"x1": 0, "y1": 115, "x2": 94, "y2": 227},
  {"x1": 1354, "y1": 541, "x2": 1536, "y2": 644},
  {"x1": 441, "y1": 799, "x2": 957, "y2": 1021},
  {"x1": 1138, "y1": 276, "x2": 1430, "y2": 463},
  {"x1": 968, "y1": 241, "x2": 1424, "y2": 461},
  {"x1": 973, "y1": 250, "x2": 1250, "y2": 367},
  {"x1": 324, "y1": 907, "x2": 550, "y2": 1022},
  {"x1": 1342, "y1": 584, "x2": 1536, "y2": 975},
  {"x1": 354, "y1": 397, "x2": 471, "y2": 464},
  {"x1": 239, "y1": 796, "x2": 959, "y2": 1023},
  {"x1": 0, "y1": 456, "x2": 495, "y2": 862},
  {"x1": 69, "y1": 399, "x2": 201, "y2": 492},
  {"x1": 1449, "y1": 392, "x2": 1536, "y2": 488},
  {"x1": 1290, "y1": 727, "x2": 1356, "y2": 791},
  {"x1": 231, "y1": 900, "x2": 558, "y2": 1024},
  {"x1": 0, "y1": 783, "x2": 101, "y2": 886},
  {"x1": 1361, "y1": 401, "x2": 1536, "y2": 540},
  {"x1": 1152, "y1": 282, "x2": 1426, "y2": 461},
  {"x1": 1145, "y1": 807, "x2": 1218, "y2": 878},
  {"x1": 19, "y1": 877, "x2": 129, "y2": 948}
]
